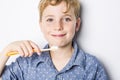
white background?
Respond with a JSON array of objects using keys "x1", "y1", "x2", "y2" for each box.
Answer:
[{"x1": 0, "y1": 0, "x2": 120, "y2": 79}]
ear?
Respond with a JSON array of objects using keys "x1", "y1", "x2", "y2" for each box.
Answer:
[{"x1": 75, "y1": 18, "x2": 81, "y2": 32}]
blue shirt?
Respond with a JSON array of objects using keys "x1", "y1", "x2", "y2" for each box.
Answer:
[{"x1": 2, "y1": 42, "x2": 109, "y2": 80}]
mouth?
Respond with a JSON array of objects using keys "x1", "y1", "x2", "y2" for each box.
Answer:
[{"x1": 51, "y1": 33, "x2": 66, "y2": 37}]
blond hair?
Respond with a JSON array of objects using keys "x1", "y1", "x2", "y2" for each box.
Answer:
[{"x1": 38, "y1": 0, "x2": 80, "y2": 21}]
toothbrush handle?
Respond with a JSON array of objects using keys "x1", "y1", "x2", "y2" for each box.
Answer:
[
  {"x1": 6, "y1": 51, "x2": 19, "y2": 56},
  {"x1": 6, "y1": 48, "x2": 51, "y2": 56},
  {"x1": 6, "y1": 49, "x2": 36, "y2": 56}
]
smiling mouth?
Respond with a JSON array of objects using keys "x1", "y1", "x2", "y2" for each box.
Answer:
[{"x1": 51, "y1": 34, "x2": 66, "y2": 37}]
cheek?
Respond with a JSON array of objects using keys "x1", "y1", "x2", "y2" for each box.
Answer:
[
  {"x1": 41, "y1": 23, "x2": 50, "y2": 33},
  {"x1": 67, "y1": 25, "x2": 76, "y2": 37},
  {"x1": 43, "y1": 29, "x2": 50, "y2": 36},
  {"x1": 70, "y1": 23, "x2": 76, "y2": 32},
  {"x1": 41, "y1": 26, "x2": 49, "y2": 37},
  {"x1": 70, "y1": 29, "x2": 76, "y2": 36}
]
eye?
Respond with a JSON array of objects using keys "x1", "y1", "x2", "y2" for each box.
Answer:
[
  {"x1": 46, "y1": 18, "x2": 54, "y2": 22},
  {"x1": 64, "y1": 17, "x2": 72, "y2": 22}
]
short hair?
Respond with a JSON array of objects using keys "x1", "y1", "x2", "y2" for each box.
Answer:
[{"x1": 38, "y1": 0, "x2": 80, "y2": 21}]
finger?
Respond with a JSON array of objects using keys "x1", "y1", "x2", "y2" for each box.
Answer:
[
  {"x1": 29, "y1": 40, "x2": 41, "y2": 55},
  {"x1": 23, "y1": 40, "x2": 34, "y2": 57},
  {"x1": 20, "y1": 42, "x2": 30, "y2": 57},
  {"x1": 17, "y1": 46, "x2": 24, "y2": 57}
]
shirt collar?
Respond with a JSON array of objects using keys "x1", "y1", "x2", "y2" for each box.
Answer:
[
  {"x1": 64, "y1": 41, "x2": 85, "y2": 70},
  {"x1": 34, "y1": 41, "x2": 85, "y2": 69},
  {"x1": 34, "y1": 45, "x2": 50, "y2": 67}
]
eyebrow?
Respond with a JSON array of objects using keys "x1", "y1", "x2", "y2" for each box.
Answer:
[
  {"x1": 63, "y1": 14, "x2": 73, "y2": 17},
  {"x1": 44, "y1": 14, "x2": 73, "y2": 19},
  {"x1": 44, "y1": 15, "x2": 54, "y2": 18}
]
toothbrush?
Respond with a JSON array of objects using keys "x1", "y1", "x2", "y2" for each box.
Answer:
[{"x1": 6, "y1": 46, "x2": 58, "y2": 56}]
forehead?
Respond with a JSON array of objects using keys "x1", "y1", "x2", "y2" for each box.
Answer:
[{"x1": 42, "y1": 1, "x2": 75, "y2": 17}]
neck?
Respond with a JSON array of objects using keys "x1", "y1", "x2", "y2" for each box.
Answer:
[
  {"x1": 49, "y1": 43, "x2": 74, "y2": 71},
  {"x1": 50, "y1": 43, "x2": 74, "y2": 60}
]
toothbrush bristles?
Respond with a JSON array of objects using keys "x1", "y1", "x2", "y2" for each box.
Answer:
[
  {"x1": 50, "y1": 46, "x2": 59, "y2": 51},
  {"x1": 40, "y1": 46, "x2": 58, "y2": 52}
]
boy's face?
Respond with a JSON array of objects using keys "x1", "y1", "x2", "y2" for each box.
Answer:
[{"x1": 40, "y1": 1, "x2": 80, "y2": 47}]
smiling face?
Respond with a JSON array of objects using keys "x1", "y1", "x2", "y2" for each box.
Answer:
[{"x1": 40, "y1": 1, "x2": 80, "y2": 48}]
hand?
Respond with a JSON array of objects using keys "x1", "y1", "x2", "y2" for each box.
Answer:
[{"x1": 2, "y1": 40, "x2": 41, "y2": 57}]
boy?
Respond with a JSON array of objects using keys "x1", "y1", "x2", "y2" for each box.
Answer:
[{"x1": 0, "y1": 0, "x2": 108, "y2": 80}]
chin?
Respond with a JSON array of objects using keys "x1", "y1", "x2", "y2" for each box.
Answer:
[{"x1": 49, "y1": 41, "x2": 72, "y2": 48}]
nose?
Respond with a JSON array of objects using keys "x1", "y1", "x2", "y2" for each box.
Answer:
[{"x1": 54, "y1": 21, "x2": 63, "y2": 31}]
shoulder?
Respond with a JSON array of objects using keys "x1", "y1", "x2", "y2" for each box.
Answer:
[
  {"x1": 73, "y1": 42, "x2": 104, "y2": 69},
  {"x1": 79, "y1": 51, "x2": 108, "y2": 79},
  {"x1": 77, "y1": 48, "x2": 106, "y2": 72},
  {"x1": 85, "y1": 52, "x2": 100, "y2": 66},
  {"x1": 82, "y1": 51, "x2": 104, "y2": 70}
]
